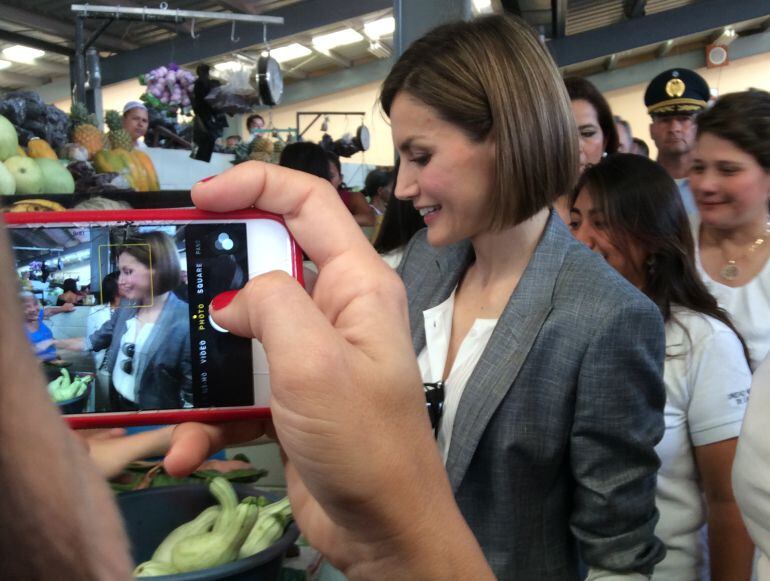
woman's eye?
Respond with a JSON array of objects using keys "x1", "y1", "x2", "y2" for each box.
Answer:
[
  {"x1": 568, "y1": 221, "x2": 579, "y2": 230},
  {"x1": 411, "y1": 155, "x2": 430, "y2": 166},
  {"x1": 580, "y1": 131, "x2": 597, "y2": 139},
  {"x1": 593, "y1": 221, "x2": 606, "y2": 230}
]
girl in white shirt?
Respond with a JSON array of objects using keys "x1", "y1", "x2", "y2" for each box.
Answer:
[{"x1": 570, "y1": 153, "x2": 754, "y2": 581}]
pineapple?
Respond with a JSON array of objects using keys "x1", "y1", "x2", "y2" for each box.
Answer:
[
  {"x1": 249, "y1": 136, "x2": 274, "y2": 156},
  {"x1": 248, "y1": 150, "x2": 273, "y2": 163},
  {"x1": 270, "y1": 139, "x2": 285, "y2": 164},
  {"x1": 105, "y1": 109, "x2": 133, "y2": 151},
  {"x1": 70, "y1": 102, "x2": 105, "y2": 158}
]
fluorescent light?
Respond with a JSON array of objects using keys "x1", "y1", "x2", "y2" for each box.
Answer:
[
  {"x1": 472, "y1": 0, "x2": 493, "y2": 12},
  {"x1": 214, "y1": 60, "x2": 241, "y2": 72},
  {"x1": 312, "y1": 28, "x2": 364, "y2": 51},
  {"x1": 364, "y1": 16, "x2": 395, "y2": 40},
  {"x1": 2, "y1": 45, "x2": 45, "y2": 62},
  {"x1": 266, "y1": 43, "x2": 312, "y2": 63},
  {"x1": 0, "y1": 59, "x2": 11, "y2": 70}
]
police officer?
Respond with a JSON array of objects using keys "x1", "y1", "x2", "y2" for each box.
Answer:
[{"x1": 644, "y1": 68, "x2": 711, "y2": 214}]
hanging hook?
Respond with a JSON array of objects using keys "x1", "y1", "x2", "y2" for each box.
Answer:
[
  {"x1": 230, "y1": 21, "x2": 239, "y2": 43},
  {"x1": 190, "y1": 17, "x2": 200, "y2": 40}
]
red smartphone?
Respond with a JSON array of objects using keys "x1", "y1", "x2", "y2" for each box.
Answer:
[{"x1": 5, "y1": 208, "x2": 302, "y2": 428}]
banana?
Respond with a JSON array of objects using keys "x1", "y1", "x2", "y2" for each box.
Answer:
[{"x1": 7, "y1": 198, "x2": 67, "y2": 212}]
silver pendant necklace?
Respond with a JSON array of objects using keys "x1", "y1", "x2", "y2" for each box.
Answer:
[{"x1": 719, "y1": 217, "x2": 770, "y2": 281}]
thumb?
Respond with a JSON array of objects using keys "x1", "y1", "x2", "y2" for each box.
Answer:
[{"x1": 209, "y1": 270, "x2": 339, "y2": 356}]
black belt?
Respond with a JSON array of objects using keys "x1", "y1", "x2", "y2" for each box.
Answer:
[{"x1": 110, "y1": 386, "x2": 140, "y2": 412}]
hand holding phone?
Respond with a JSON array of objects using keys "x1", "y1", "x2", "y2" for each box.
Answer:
[{"x1": 165, "y1": 163, "x2": 486, "y2": 579}]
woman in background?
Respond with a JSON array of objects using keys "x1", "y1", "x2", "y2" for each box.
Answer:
[
  {"x1": 21, "y1": 291, "x2": 74, "y2": 364},
  {"x1": 570, "y1": 153, "x2": 754, "y2": 580},
  {"x1": 325, "y1": 151, "x2": 376, "y2": 227},
  {"x1": 689, "y1": 89, "x2": 770, "y2": 369},
  {"x1": 555, "y1": 76, "x2": 619, "y2": 221}
]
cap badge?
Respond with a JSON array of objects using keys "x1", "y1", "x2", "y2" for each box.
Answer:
[{"x1": 665, "y1": 78, "x2": 685, "y2": 98}]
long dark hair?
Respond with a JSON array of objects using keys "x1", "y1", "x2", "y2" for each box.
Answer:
[
  {"x1": 572, "y1": 153, "x2": 749, "y2": 361},
  {"x1": 373, "y1": 160, "x2": 424, "y2": 254},
  {"x1": 279, "y1": 142, "x2": 331, "y2": 181},
  {"x1": 564, "y1": 76, "x2": 620, "y2": 156}
]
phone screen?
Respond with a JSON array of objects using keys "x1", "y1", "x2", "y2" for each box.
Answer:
[{"x1": 10, "y1": 217, "x2": 293, "y2": 416}]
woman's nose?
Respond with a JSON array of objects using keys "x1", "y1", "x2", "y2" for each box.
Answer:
[{"x1": 394, "y1": 174, "x2": 418, "y2": 200}]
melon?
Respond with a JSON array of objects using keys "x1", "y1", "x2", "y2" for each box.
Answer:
[
  {"x1": 4, "y1": 155, "x2": 44, "y2": 194},
  {"x1": 0, "y1": 115, "x2": 19, "y2": 161},
  {"x1": 35, "y1": 157, "x2": 75, "y2": 194}
]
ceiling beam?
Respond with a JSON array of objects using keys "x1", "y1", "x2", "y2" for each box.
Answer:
[
  {"x1": 548, "y1": 0, "x2": 770, "y2": 67},
  {"x1": 100, "y1": 0, "x2": 390, "y2": 86},
  {"x1": 551, "y1": 0, "x2": 567, "y2": 39},
  {"x1": 655, "y1": 39, "x2": 675, "y2": 58},
  {"x1": 623, "y1": 0, "x2": 647, "y2": 20},
  {"x1": 0, "y1": 5, "x2": 138, "y2": 52},
  {"x1": 587, "y1": 27, "x2": 770, "y2": 93},
  {"x1": 0, "y1": 29, "x2": 74, "y2": 56},
  {"x1": 312, "y1": 47, "x2": 352, "y2": 68}
]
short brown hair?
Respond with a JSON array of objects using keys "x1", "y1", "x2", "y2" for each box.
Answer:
[
  {"x1": 696, "y1": 89, "x2": 770, "y2": 171},
  {"x1": 117, "y1": 231, "x2": 181, "y2": 296},
  {"x1": 380, "y1": 14, "x2": 578, "y2": 230}
]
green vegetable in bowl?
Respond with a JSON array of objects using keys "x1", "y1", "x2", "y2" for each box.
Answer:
[
  {"x1": 239, "y1": 496, "x2": 293, "y2": 558},
  {"x1": 151, "y1": 505, "x2": 221, "y2": 564},
  {"x1": 133, "y1": 477, "x2": 293, "y2": 577},
  {"x1": 171, "y1": 480, "x2": 256, "y2": 572},
  {"x1": 47, "y1": 369, "x2": 92, "y2": 403}
]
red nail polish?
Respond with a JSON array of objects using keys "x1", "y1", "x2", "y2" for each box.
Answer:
[
  {"x1": 198, "y1": 175, "x2": 218, "y2": 184},
  {"x1": 211, "y1": 290, "x2": 238, "y2": 311}
]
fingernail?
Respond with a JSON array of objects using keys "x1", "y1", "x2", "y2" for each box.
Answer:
[
  {"x1": 210, "y1": 290, "x2": 238, "y2": 311},
  {"x1": 197, "y1": 175, "x2": 217, "y2": 184}
]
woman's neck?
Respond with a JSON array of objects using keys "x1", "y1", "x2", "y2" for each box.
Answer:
[
  {"x1": 468, "y1": 207, "x2": 550, "y2": 286},
  {"x1": 137, "y1": 292, "x2": 170, "y2": 319},
  {"x1": 701, "y1": 213, "x2": 770, "y2": 248}
]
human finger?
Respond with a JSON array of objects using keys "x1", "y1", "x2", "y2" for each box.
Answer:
[
  {"x1": 163, "y1": 420, "x2": 265, "y2": 477},
  {"x1": 192, "y1": 162, "x2": 379, "y2": 270}
]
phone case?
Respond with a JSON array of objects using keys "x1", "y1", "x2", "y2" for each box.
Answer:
[{"x1": 6, "y1": 208, "x2": 303, "y2": 428}]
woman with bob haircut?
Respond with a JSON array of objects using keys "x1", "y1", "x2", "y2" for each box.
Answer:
[
  {"x1": 688, "y1": 89, "x2": 770, "y2": 370},
  {"x1": 165, "y1": 14, "x2": 667, "y2": 579},
  {"x1": 377, "y1": 14, "x2": 665, "y2": 579},
  {"x1": 57, "y1": 230, "x2": 192, "y2": 410},
  {"x1": 570, "y1": 153, "x2": 754, "y2": 581}
]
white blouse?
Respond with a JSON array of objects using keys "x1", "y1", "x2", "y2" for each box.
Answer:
[{"x1": 417, "y1": 289, "x2": 498, "y2": 462}]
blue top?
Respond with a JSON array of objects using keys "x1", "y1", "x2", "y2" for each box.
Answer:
[{"x1": 26, "y1": 309, "x2": 57, "y2": 362}]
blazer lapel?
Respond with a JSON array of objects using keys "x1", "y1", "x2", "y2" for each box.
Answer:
[
  {"x1": 408, "y1": 240, "x2": 474, "y2": 355},
  {"x1": 444, "y1": 214, "x2": 572, "y2": 491}
]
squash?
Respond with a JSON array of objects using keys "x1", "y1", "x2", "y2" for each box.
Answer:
[
  {"x1": 16, "y1": 145, "x2": 26, "y2": 157},
  {"x1": 27, "y1": 138, "x2": 58, "y2": 160},
  {"x1": 112, "y1": 148, "x2": 148, "y2": 191},
  {"x1": 131, "y1": 149, "x2": 160, "y2": 191}
]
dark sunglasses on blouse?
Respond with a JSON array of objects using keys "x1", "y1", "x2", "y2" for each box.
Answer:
[
  {"x1": 423, "y1": 380, "x2": 445, "y2": 438},
  {"x1": 121, "y1": 342, "x2": 136, "y2": 374}
]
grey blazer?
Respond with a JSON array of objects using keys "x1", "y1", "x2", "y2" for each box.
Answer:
[
  {"x1": 88, "y1": 292, "x2": 192, "y2": 409},
  {"x1": 398, "y1": 214, "x2": 667, "y2": 580}
]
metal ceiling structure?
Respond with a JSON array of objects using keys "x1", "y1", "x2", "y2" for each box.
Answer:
[{"x1": 0, "y1": 1, "x2": 765, "y2": 100}]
